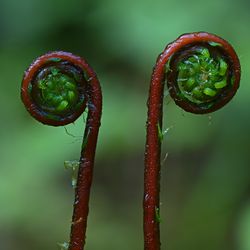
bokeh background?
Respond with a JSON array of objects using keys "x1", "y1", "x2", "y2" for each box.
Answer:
[{"x1": 0, "y1": 0, "x2": 250, "y2": 249}]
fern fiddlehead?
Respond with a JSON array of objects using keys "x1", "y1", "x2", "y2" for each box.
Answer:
[
  {"x1": 144, "y1": 32, "x2": 241, "y2": 250},
  {"x1": 21, "y1": 51, "x2": 102, "y2": 250}
]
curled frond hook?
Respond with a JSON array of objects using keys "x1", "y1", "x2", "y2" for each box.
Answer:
[
  {"x1": 144, "y1": 32, "x2": 240, "y2": 250},
  {"x1": 21, "y1": 51, "x2": 102, "y2": 250}
]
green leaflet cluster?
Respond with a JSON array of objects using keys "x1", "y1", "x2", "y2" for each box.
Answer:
[
  {"x1": 37, "y1": 67, "x2": 79, "y2": 114},
  {"x1": 176, "y1": 47, "x2": 228, "y2": 104}
]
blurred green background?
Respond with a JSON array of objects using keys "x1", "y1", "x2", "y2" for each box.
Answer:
[{"x1": 0, "y1": 0, "x2": 250, "y2": 249}]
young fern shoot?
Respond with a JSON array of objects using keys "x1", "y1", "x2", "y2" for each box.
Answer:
[
  {"x1": 21, "y1": 51, "x2": 102, "y2": 250},
  {"x1": 144, "y1": 32, "x2": 241, "y2": 250}
]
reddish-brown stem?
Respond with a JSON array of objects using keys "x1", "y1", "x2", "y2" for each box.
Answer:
[
  {"x1": 68, "y1": 63, "x2": 102, "y2": 250},
  {"x1": 143, "y1": 32, "x2": 240, "y2": 250}
]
